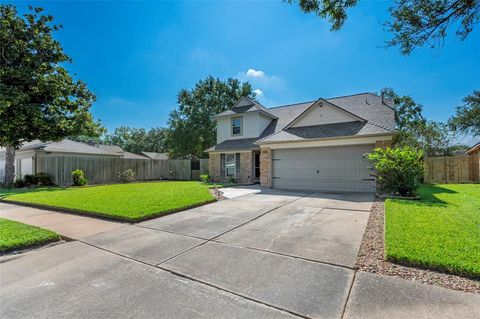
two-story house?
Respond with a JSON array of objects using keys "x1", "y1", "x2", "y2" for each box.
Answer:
[{"x1": 207, "y1": 92, "x2": 397, "y2": 193}]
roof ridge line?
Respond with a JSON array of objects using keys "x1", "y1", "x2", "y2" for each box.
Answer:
[{"x1": 268, "y1": 100, "x2": 317, "y2": 109}]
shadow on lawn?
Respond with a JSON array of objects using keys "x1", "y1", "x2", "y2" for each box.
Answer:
[
  {"x1": 392, "y1": 184, "x2": 457, "y2": 207},
  {"x1": 0, "y1": 187, "x2": 67, "y2": 199}
]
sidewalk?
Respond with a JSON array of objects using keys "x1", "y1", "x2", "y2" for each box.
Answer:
[{"x1": 0, "y1": 202, "x2": 125, "y2": 239}]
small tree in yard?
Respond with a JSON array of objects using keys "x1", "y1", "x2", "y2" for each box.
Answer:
[
  {"x1": 367, "y1": 147, "x2": 426, "y2": 197},
  {"x1": 0, "y1": 5, "x2": 103, "y2": 186}
]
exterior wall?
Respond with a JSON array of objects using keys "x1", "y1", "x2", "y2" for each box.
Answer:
[
  {"x1": 216, "y1": 112, "x2": 272, "y2": 143},
  {"x1": 209, "y1": 153, "x2": 222, "y2": 182},
  {"x1": 260, "y1": 147, "x2": 272, "y2": 187},
  {"x1": 239, "y1": 152, "x2": 253, "y2": 184},
  {"x1": 209, "y1": 151, "x2": 253, "y2": 184},
  {"x1": 375, "y1": 140, "x2": 393, "y2": 148},
  {"x1": 290, "y1": 103, "x2": 358, "y2": 128}
]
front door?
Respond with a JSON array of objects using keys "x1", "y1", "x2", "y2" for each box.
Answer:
[{"x1": 254, "y1": 153, "x2": 260, "y2": 181}]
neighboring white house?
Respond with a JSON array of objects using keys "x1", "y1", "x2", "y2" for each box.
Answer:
[
  {"x1": 0, "y1": 139, "x2": 146, "y2": 180},
  {"x1": 207, "y1": 93, "x2": 398, "y2": 193}
]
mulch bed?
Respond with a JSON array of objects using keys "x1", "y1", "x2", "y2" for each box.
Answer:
[{"x1": 356, "y1": 198, "x2": 480, "y2": 294}]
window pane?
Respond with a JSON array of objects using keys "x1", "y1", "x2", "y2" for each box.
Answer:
[
  {"x1": 232, "y1": 118, "x2": 241, "y2": 135},
  {"x1": 225, "y1": 153, "x2": 236, "y2": 177}
]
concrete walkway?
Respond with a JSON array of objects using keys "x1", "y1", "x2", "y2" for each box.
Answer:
[
  {"x1": 1, "y1": 191, "x2": 479, "y2": 319},
  {"x1": 0, "y1": 202, "x2": 125, "y2": 239}
]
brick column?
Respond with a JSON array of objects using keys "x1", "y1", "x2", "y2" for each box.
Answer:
[
  {"x1": 260, "y1": 147, "x2": 272, "y2": 187},
  {"x1": 239, "y1": 152, "x2": 253, "y2": 184},
  {"x1": 209, "y1": 153, "x2": 222, "y2": 181}
]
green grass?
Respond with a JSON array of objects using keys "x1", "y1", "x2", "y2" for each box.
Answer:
[
  {"x1": 0, "y1": 218, "x2": 60, "y2": 252},
  {"x1": 2, "y1": 181, "x2": 215, "y2": 222},
  {"x1": 385, "y1": 184, "x2": 480, "y2": 278}
]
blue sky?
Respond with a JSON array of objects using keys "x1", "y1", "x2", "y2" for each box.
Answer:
[{"x1": 17, "y1": 1, "x2": 480, "y2": 145}]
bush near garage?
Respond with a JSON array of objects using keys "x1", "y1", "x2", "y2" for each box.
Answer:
[{"x1": 367, "y1": 146, "x2": 425, "y2": 197}]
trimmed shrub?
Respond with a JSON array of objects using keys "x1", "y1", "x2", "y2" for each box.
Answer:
[
  {"x1": 200, "y1": 174, "x2": 210, "y2": 183},
  {"x1": 228, "y1": 175, "x2": 236, "y2": 184},
  {"x1": 24, "y1": 173, "x2": 54, "y2": 186},
  {"x1": 118, "y1": 169, "x2": 136, "y2": 183},
  {"x1": 72, "y1": 169, "x2": 88, "y2": 186},
  {"x1": 13, "y1": 178, "x2": 26, "y2": 188},
  {"x1": 366, "y1": 146, "x2": 425, "y2": 197}
]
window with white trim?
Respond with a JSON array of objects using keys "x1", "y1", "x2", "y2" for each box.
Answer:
[
  {"x1": 225, "y1": 153, "x2": 236, "y2": 177},
  {"x1": 231, "y1": 117, "x2": 242, "y2": 136}
]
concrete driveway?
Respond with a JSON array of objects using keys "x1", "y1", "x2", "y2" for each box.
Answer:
[{"x1": 1, "y1": 189, "x2": 479, "y2": 319}]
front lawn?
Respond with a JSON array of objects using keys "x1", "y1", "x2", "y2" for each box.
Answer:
[
  {"x1": 2, "y1": 181, "x2": 215, "y2": 222},
  {"x1": 0, "y1": 218, "x2": 60, "y2": 252},
  {"x1": 385, "y1": 184, "x2": 480, "y2": 278}
]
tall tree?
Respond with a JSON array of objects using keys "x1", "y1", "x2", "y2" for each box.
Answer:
[
  {"x1": 0, "y1": 5, "x2": 102, "y2": 185},
  {"x1": 103, "y1": 126, "x2": 167, "y2": 154},
  {"x1": 166, "y1": 76, "x2": 256, "y2": 158},
  {"x1": 381, "y1": 88, "x2": 456, "y2": 156},
  {"x1": 449, "y1": 90, "x2": 480, "y2": 137},
  {"x1": 288, "y1": 0, "x2": 479, "y2": 55}
]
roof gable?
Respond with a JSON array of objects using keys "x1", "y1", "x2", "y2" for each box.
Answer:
[{"x1": 287, "y1": 99, "x2": 365, "y2": 129}]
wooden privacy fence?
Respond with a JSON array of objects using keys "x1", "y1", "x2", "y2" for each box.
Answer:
[
  {"x1": 36, "y1": 155, "x2": 209, "y2": 186},
  {"x1": 424, "y1": 154, "x2": 480, "y2": 183}
]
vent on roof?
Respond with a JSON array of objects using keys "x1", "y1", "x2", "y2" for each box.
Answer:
[{"x1": 365, "y1": 99, "x2": 370, "y2": 105}]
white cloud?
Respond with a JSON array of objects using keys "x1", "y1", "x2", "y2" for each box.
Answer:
[
  {"x1": 246, "y1": 69, "x2": 265, "y2": 78},
  {"x1": 238, "y1": 69, "x2": 286, "y2": 90},
  {"x1": 253, "y1": 88, "x2": 264, "y2": 97}
]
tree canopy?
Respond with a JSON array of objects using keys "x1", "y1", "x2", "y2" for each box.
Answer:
[
  {"x1": 449, "y1": 90, "x2": 480, "y2": 137},
  {"x1": 166, "y1": 76, "x2": 256, "y2": 158},
  {"x1": 103, "y1": 126, "x2": 168, "y2": 154},
  {"x1": 288, "y1": 0, "x2": 479, "y2": 54},
  {"x1": 0, "y1": 5, "x2": 102, "y2": 184},
  {"x1": 381, "y1": 88, "x2": 458, "y2": 156}
]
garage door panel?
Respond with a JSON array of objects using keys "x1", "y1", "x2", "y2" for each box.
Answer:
[{"x1": 272, "y1": 145, "x2": 374, "y2": 193}]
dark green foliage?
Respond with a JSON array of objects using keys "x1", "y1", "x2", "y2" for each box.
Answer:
[
  {"x1": 23, "y1": 173, "x2": 53, "y2": 186},
  {"x1": 285, "y1": 0, "x2": 358, "y2": 31},
  {"x1": 381, "y1": 88, "x2": 456, "y2": 156},
  {"x1": 166, "y1": 76, "x2": 256, "y2": 159},
  {"x1": 72, "y1": 169, "x2": 87, "y2": 186},
  {"x1": 288, "y1": 0, "x2": 479, "y2": 55},
  {"x1": 449, "y1": 90, "x2": 480, "y2": 137},
  {"x1": 0, "y1": 5, "x2": 102, "y2": 185},
  {"x1": 13, "y1": 178, "x2": 26, "y2": 188},
  {"x1": 103, "y1": 126, "x2": 168, "y2": 154},
  {"x1": 367, "y1": 147, "x2": 426, "y2": 197},
  {"x1": 386, "y1": 0, "x2": 479, "y2": 55}
]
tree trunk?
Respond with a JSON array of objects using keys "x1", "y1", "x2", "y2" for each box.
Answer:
[{"x1": 4, "y1": 145, "x2": 15, "y2": 186}]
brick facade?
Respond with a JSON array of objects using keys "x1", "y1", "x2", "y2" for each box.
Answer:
[
  {"x1": 239, "y1": 152, "x2": 253, "y2": 184},
  {"x1": 260, "y1": 147, "x2": 272, "y2": 187},
  {"x1": 209, "y1": 151, "x2": 253, "y2": 184},
  {"x1": 208, "y1": 153, "x2": 222, "y2": 181}
]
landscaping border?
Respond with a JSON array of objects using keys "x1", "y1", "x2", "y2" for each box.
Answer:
[
  {"x1": 356, "y1": 198, "x2": 480, "y2": 294},
  {"x1": 0, "y1": 197, "x2": 216, "y2": 223}
]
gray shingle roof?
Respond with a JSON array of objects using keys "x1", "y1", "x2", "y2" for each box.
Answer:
[
  {"x1": 12, "y1": 140, "x2": 122, "y2": 156},
  {"x1": 141, "y1": 152, "x2": 169, "y2": 160},
  {"x1": 257, "y1": 122, "x2": 394, "y2": 143},
  {"x1": 215, "y1": 97, "x2": 277, "y2": 119},
  {"x1": 208, "y1": 92, "x2": 397, "y2": 150},
  {"x1": 206, "y1": 138, "x2": 260, "y2": 152}
]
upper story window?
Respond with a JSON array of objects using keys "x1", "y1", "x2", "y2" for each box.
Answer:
[{"x1": 231, "y1": 117, "x2": 243, "y2": 136}]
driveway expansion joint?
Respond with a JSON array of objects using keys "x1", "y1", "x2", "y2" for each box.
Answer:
[{"x1": 76, "y1": 240, "x2": 308, "y2": 319}]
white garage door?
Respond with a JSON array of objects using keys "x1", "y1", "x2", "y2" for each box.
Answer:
[{"x1": 272, "y1": 145, "x2": 375, "y2": 193}]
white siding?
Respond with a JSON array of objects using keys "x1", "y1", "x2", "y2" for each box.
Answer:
[
  {"x1": 217, "y1": 112, "x2": 272, "y2": 143},
  {"x1": 291, "y1": 103, "x2": 358, "y2": 128}
]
